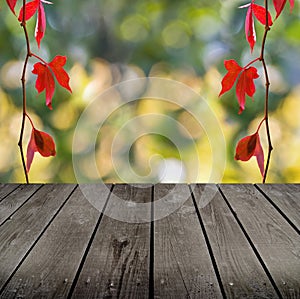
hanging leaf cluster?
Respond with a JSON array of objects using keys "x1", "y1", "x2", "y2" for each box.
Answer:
[
  {"x1": 219, "y1": 0, "x2": 294, "y2": 180},
  {"x1": 6, "y1": 0, "x2": 72, "y2": 174}
]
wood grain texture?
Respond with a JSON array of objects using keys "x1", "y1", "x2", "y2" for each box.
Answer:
[
  {"x1": 0, "y1": 184, "x2": 42, "y2": 225},
  {"x1": 193, "y1": 184, "x2": 279, "y2": 299},
  {"x1": 154, "y1": 184, "x2": 223, "y2": 298},
  {"x1": 0, "y1": 184, "x2": 19, "y2": 202},
  {"x1": 0, "y1": 184, "x2": 299, "y2": 299},
  {"x1": 219, "y1": 184, "x2": 300, "y2": 299},
  {"x1": 0, "y1": 184, "x2": 76, "y2": 292},
  {"x1": 0, "y1": 185, "x2": 111, "y2": 299},
  {"x1": 256, "y1": 184, "x2": 300, "y2": 230},
  {"x1": 71, "y1": 184, "x2": 151, "y2": 299}
]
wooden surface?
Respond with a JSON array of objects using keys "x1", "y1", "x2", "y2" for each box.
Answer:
[{"x1": 0, "y1": 184, "x2": 299, "y2": 298}]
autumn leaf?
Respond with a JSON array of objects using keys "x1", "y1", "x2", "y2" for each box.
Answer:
[
  {"x1": 219, "y1": 60, "x2": 242, "y2": 96},
  {"x1": 32, "y1": 62, "x2": 55, "y2": 109},
  {"x1": 26, "y1": 127, "x2": 56, "y2": 172},
  {"x1": 236, "y1": 66, "x2": 259, "y2": 114},
  {"x1": 219, "y1": 59, "x2": 259, "y2": 114},
  {"x1": 289, "y1": 0, "x2": 295, "y2": 12},
  {"x1": 273, "y1": 0, "x2": 294, "y2": 18},
  {"x1": 32, "y1": 56, "x2": 72, "y2": 109},
  {"x1": 48, "y1": 56, "x2": 72, "y2": 93},
  {"x1": 235, "y1": 132, "x2": 264, "y2": 176},
  {"x1": 18, "y1": 0, "x2": 52, "y2": 47},
  {"x1": 6, "y1": 0, "x2": 17, "y2": 14},
  {"x1": 240, "y1": 3, "x2": 273, "y2": 51},
  {"x1": 35, "y1": 1, "x2": 46, "y2": 48},
  {"x1": 18, "y1": 0, "x2": 38, "y2": 21},
  {"x1": 244, "y1": 3, "x2": 256, "y2": 51},
  {"x1": 252, "y1": 4, "x2": 273, "y2": 26}
]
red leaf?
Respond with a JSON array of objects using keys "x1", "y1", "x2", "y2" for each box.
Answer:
[
  {"x1": 219, "y1": 60, "x2": 259, "y2": 114},
  {"x1": 18, "y1": 0, "x2": 52, "y2": 47},
  {"x1": 18, "y1": 0, "x2": 39, "y2": 22},
  {"x1": 6, "y1": 0, "x2": 17, "y2": 15},
  {"x1": 240, "y1": 3, "x2": 273, "y2": 51},
  {"x1": 219, "y1": 60, "x2": 242, "y2": 97},
  {"x1": 245, "y1": 4, "x2": 256, "y2": 52},
  {"x1": 252, "y1": 4, "x2": 273, "y2": 26},
  {"x1": 273, "y1": 0, "x2": 286, "y2": 18},
  {"x1": 26, "y1": 130, "x2": 36, "y2": 173},
  {"x1": 236, "y1": 66, "x2": 259, "y2": 114},
  {"x1": 32, "y1": 62, "x2": 55, "y2": 109},
  {"x1": 35, "y1": 1, "x2": 46, "y2": 48},
  {"x1": 26, "y1": 127, "x2": 56, "y2": 172},
  {"x1": 48, "y1": 56, "x2": 72, "y2": 93},
  {"x1": 32, "y1": 56, "x2": 71, "y2": 109},
  {"x1": 289, "y1": 0, "x2": 295, "y2": 12},
  {"x1": 273, "y1": 0, "x2": 294, "y2": 18},
  {"x1": 235, "y1": 132, "x2": 264, "y2": 176}
]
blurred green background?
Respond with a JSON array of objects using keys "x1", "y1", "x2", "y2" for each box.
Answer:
[{"x1": 0, "y1": 0, "x2": 299, "y2": 183}]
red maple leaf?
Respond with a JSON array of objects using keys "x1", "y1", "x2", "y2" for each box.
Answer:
[
  {"x1": 219, "y1": 59, "x2": 259, "y2": 114},
  {"x1": 6, "y1": 0, "x2": 17, "y2": 14},
  {"x1": 240, "y1": 3, "x2": 273, "y2": 51},
  {"x1": 26, "y1": 127, "x2": 56, "y2": 173},
  {"x1": 32, "y1": 55, "x2": 72, "y2": 109},
  {"x1": 18, "y1": 0, "x2": 52, "y2": 48},
  {"x1": 32, "y1": 62, "x2": 55, "y2": 109},
  {"x1": 235, "y1": 132, "x2": 264, "y2": 176},
  {"x1": 48, "y1": 56, "x2": 72, "y2": 93},
  {"x1": 273, "y1": 0, "x2": 294, "y2": 18},
  {"x1": 236, "y1": 66, "x2": 259, "y2": 114}
]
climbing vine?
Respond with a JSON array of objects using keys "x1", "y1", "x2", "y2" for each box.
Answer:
[
  {"x1": 6, "y1": 0, "x2": 72, "y2": 183},
  {"x1": 219, "y1": 0, "x2": 294, "y2": 182}
]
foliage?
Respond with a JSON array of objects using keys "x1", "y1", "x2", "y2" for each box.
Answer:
[
  {"x1": 5, "y1": 0, "x2": 71, "y2": 181},
  {"x1": 219, "y1": 59, "x2": 259, "y2": 114},
  {"x1": 32, "y1": 55, "x2": 71, "y2": 110},
  {"x1": 0, "y1": 0, "x2": 299, "y2": 183},
  {"x1": 219, "y1": 0, "x2": 295, "y2": 182}
]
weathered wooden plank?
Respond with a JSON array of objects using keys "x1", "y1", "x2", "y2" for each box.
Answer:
[
  {"x1": 153, "y1": 184, "x2": 223, "y2": 298},
  {"x1": 219, "y1": 184, "x2": 300, "y2": 299},
  {"x1": 0, "y1": 184, "x2": 111, "y2": 299},
  {"x1": 71, "y1": 184, "x2": 151, "y2": 299},
  {"x1": 256, "y1": 184, "x2": 300, "y2": 230},
  {"x1": 0, "y1": 184, "x2": 42, "y2": 225},
  {"x1": 193, "y1": 184, "x2": 279, "y2": 299},
  {"x1": 0, "y1": 184, "x2": 19, "y2": 202},
  {"x1": 0, "y1": 184, "x2": 76, "y2": 292}
]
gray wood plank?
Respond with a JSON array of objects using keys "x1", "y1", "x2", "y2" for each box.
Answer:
[
  {"x1": 256, "y1": 184, "x2": 300, "y2": 230},
  {"x1": 0, "y1": 184, "x2": 76, "y2": 292},
  {"x1": 0, "y1": 184, "x2": 42, "y2": 225},
  {"x1": 154, "y1": 184, "x2": 223, "y2": 298},
  {"x1": 193, "y1": 184, "x2": 279, "y2": 299},
  {"x1": 71, "y1": 184, "x2": 151, "y2": 299},
  {"x1": 0, "y1": 184, "x2": 19, "y2": 202},
  {"x1": 219, "y1": 184, "x2": 300, "y2": 299},
  {"x1": 0, "y1": 184, "x2": 111, "y2": 299}
]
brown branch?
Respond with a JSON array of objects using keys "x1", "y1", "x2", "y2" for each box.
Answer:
[
  {"x1": 259, "y1": 0, "x2": 273, "y2": 183},
  {"x1": 18, "y1": 0, "x2": 32, "y2": 184}
]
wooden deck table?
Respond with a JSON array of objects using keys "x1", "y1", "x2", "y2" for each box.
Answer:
[{"x1": 0, "y1": 184, "x2": 299, "y2": 298}]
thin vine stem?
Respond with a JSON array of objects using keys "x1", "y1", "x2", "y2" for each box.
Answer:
[
  {"x1": 243, "y1": 57, "x2": 260, "y2": 69},
  {"x1": 259, "y1": 0, "x2": 273, "y2": 183},
  {"x1": 18, "y1": 0, "x2": 31, "y2": 183},
  {"x1": 31, "y1": 52, "x2": 48, "y2": 64},
  {"x1": 25, "y1": 113, "x2": 35, "y2": 128}
]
